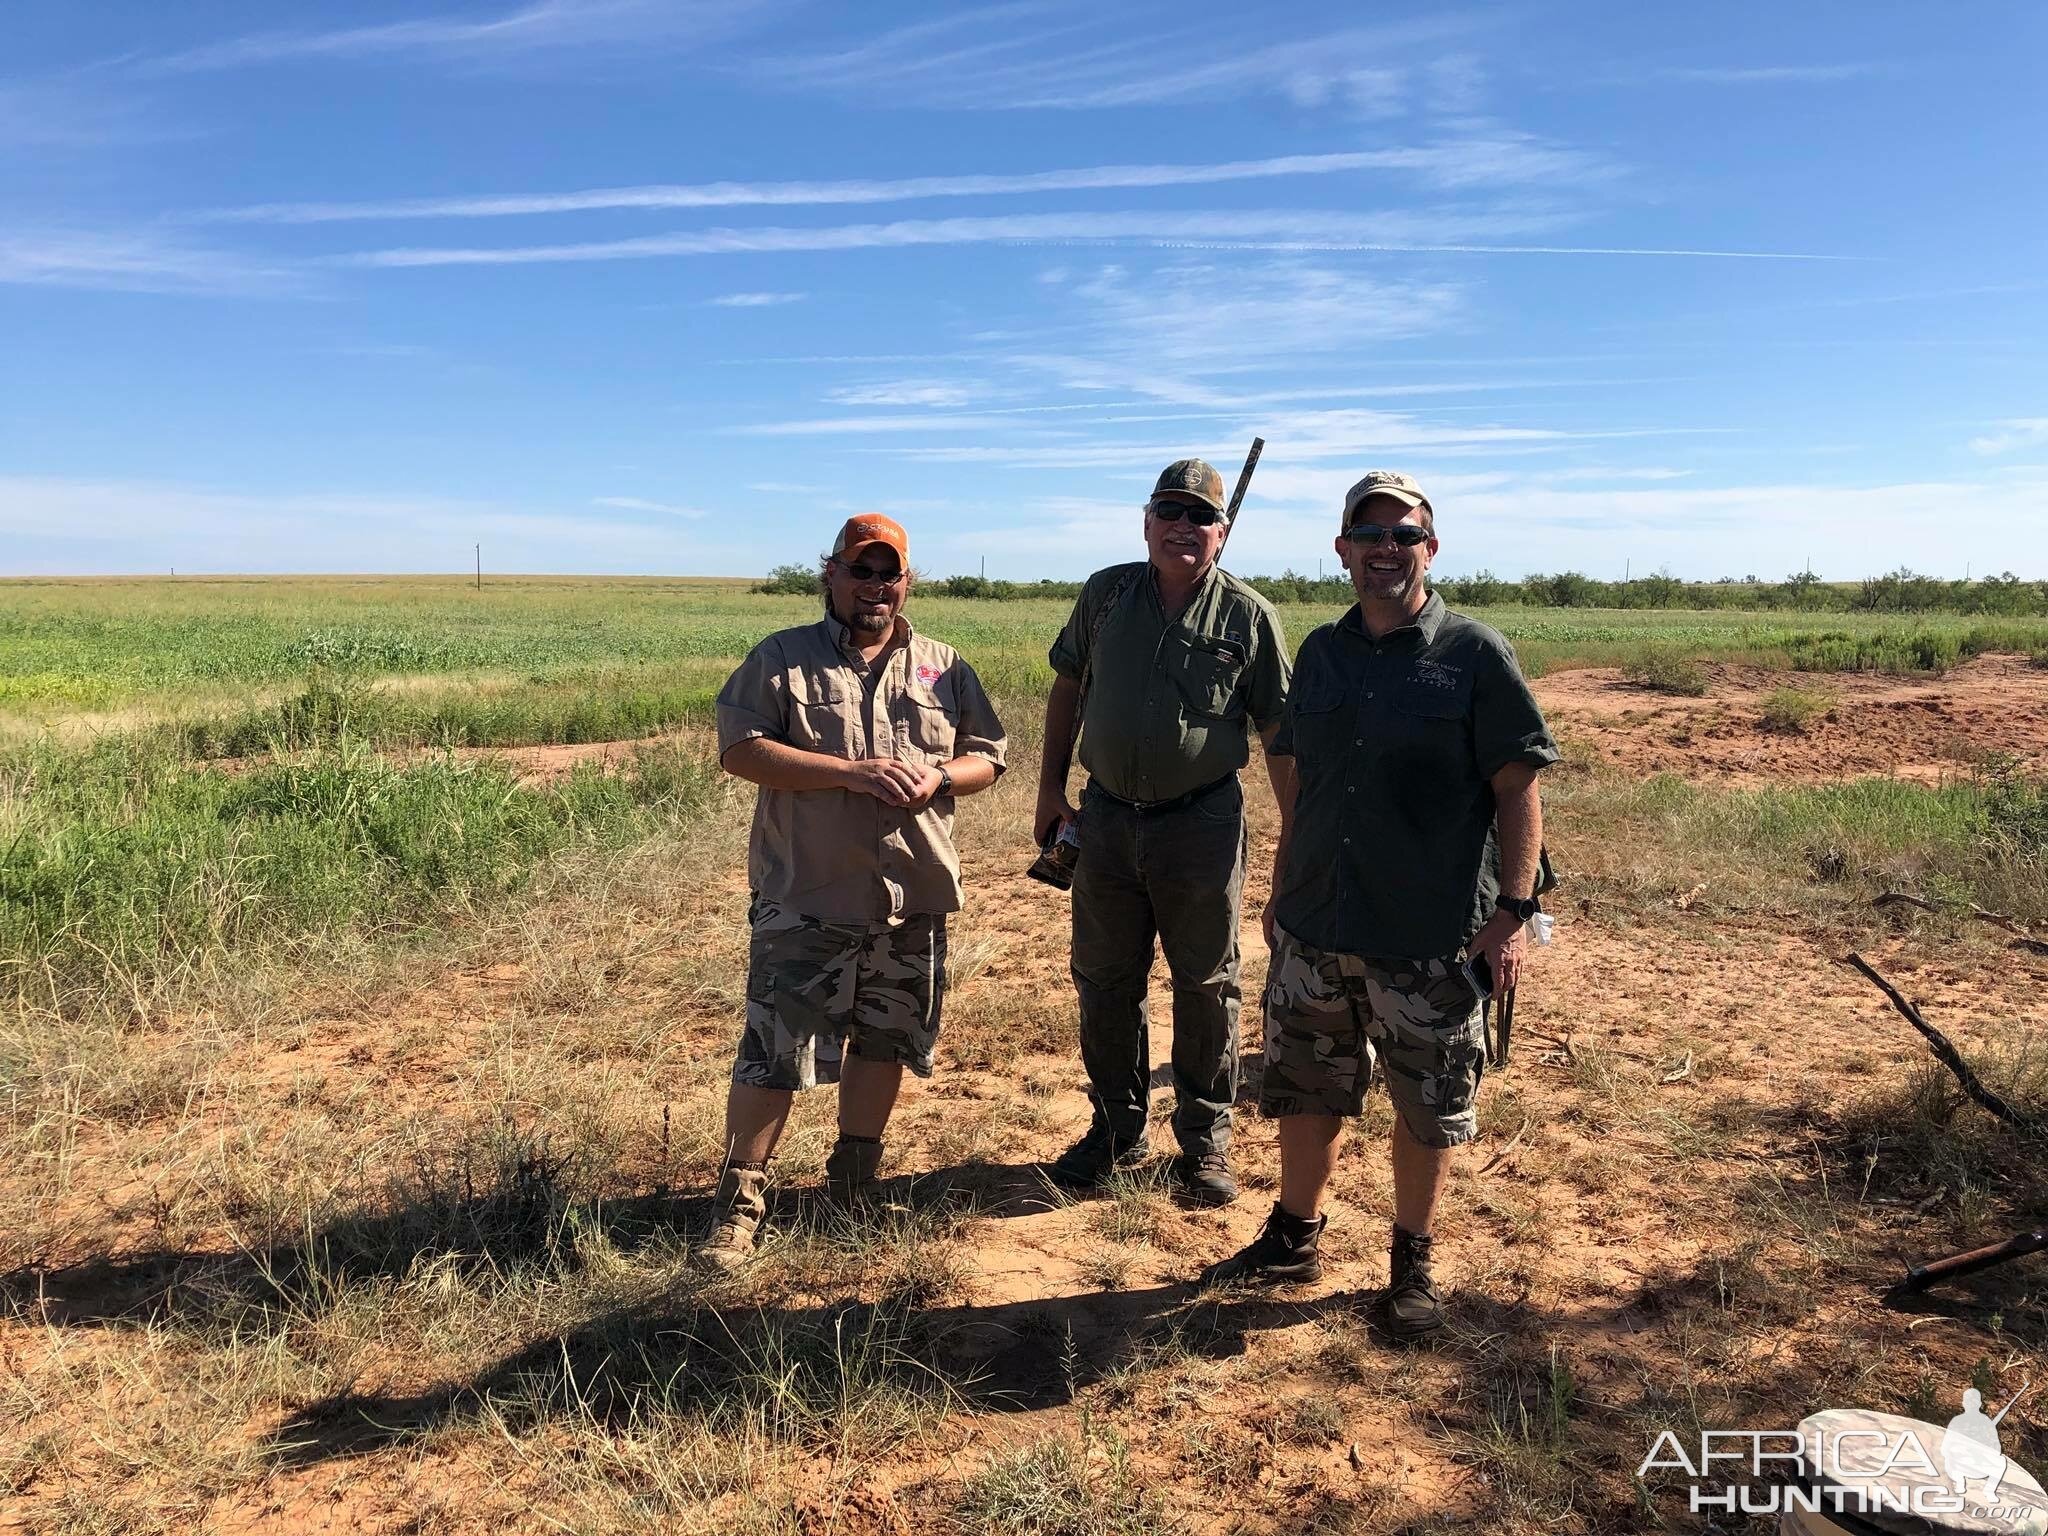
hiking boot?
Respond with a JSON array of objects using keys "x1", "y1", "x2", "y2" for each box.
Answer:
[
  {"x1": 1384, "y1": 1224, "x2": 1443, "y2": 1337},
  {"x1": 1172, "y1": 1151, "x2": 1239, "y2": 1208},
  {"x1": 1046, "y1": 1123, "x2": 1148, "y2": 1191},
  {"x1": 825, "y1": 1134, "x2": 884, "y2": 1205},
  {"x1": 693, "y1": 1163, "x2": 769, "y2": 1273},
  {"x1": 1197, "y1": 1201, "x2": 1325, "y2": 1287}
]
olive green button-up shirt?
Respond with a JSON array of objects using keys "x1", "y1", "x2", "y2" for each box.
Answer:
[
  {"x1": 715, "y1": 614, "x2": 1008, "y2": 922},
  {"x1": 1270, "y1": 594, "x2": 1559, "y2": 961},
  {"x1": 1048, "y1": 562, "x2": 1290, "y2": 805}
]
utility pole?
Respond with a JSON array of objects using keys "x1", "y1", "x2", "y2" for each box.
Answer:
[
  {"x1": 475, "y1": 544, "x2": 482, "y2": 592},
  {"x1": 1624, "y1": 558, "x2": 1631, "y2": 583},
  {"x1": 980, "y1": 555, "x2": 986, "y2": 579}
]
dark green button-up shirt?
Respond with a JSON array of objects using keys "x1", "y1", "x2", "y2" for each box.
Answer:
[
  {"x1": 1270, "y1": 593, "x2": 1558, "y2": 961},
  {"x1": 1049, "y1": 562, "x2": 1290, "y2": 805}
]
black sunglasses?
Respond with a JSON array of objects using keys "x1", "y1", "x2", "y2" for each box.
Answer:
[
  {"x1": 1148, "y1": 500, "x2": 1227, "y2": 528},
  {"x1": 1341, "y1": 523, "x2": 1432, "y2": 547},
  {"x1": 832, "y1": 558, "x2": 906, "y2": 584}
]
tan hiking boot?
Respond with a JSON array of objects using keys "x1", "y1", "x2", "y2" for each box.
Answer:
[
  {"x1": 825, "y1": 1135, "x2": 884, "y2": 1205},
  {"x1": 694, "y1": 1163, "x2": 769, "y2": 1273}
]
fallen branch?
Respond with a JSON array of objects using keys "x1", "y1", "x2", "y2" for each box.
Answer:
[
  {"x1": 1844, "y1": 953, "x2": 2040, "y2": 1131},
  {"x1": 1479, "y1": 1115, "x2": 1530, "y2": 1175},
  {"x1": 1873, "y1": 892, "x2": 2048, "y2": 956},
  {"x1": 1884, "y1": 1229, "x2": 2048, "y2": 1302}
]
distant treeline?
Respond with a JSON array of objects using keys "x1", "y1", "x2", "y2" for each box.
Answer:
[{"x1": 758, "y1": 563, "x2": 2048, "y2": 615}]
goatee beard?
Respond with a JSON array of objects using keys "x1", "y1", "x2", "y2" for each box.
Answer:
[{"x1": 848, "y1": 610, "x2": 891, "y2": 633}]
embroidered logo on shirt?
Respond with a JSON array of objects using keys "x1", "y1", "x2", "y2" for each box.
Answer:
[
  {"x1": 915, "y1": 663, "x2": 943, "y2": 687},
  {"x1": 1413, "y1": 659, "x2": 1462, "y2": 692}
]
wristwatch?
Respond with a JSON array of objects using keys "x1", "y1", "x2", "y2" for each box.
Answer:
[
  {"x1": 1495, "y1": 892, "x2": 1540, "y2": 923},
  {"x1": 935, "y1": 764, "x2": 954, "y2": 798}
]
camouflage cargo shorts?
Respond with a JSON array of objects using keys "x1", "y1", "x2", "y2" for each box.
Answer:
[
  {"x1": 732, "y1": 896, "x2": 948, "y2": 1091},
  {"x1": 1258, "y1": 926, "x2": 1486, "y2": 1148}
]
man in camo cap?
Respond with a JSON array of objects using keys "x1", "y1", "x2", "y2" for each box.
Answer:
[
  {"x1": 697, "y1": 514, "x2": 1008, "y2": 1271},
  {"x1": 1199, "y1": 471, "x2": 1557, "y2": 1338},
  {"x1": 1036, "y1": 458, "x2": 1293, "y2": 1207}
]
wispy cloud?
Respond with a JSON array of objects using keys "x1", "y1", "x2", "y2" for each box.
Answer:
[
  {"x1": 744, "y1": 10, "x2": 1482, "y2": 113},
  {"x1": 198, "y1": 136, "x2": 1612, "y2": 224},
  {"x1": 0, "y1": 78, "x2": 179, "y2": 148},
  {"x1": 343, "y1": 207, "x2": 1849, "y2": 268},
  {"x1": 0, "y1": 228, "x2": 296, "y2": 295},
  {"x1": 0, "y1": 476, "x2": 744, "y2": 574},
  {"x1": 824, "y1": 381, "x2": 982, "y2": 408},
  {"x1": 591, "y1": 495, "x2": 706, "y2": 517},
  {"x1": 709, "y1": 290, "x2": 806, "y2": 307},
  {"x1": 1969, "y1": 418, "x2": 2048, "y2": 455},
  {"x1": 1660, "y1": 63, "x2": 1879, "y2": 84},
  {"x1": 129, "y1": 0, "x2": 770, "y2": 76}
]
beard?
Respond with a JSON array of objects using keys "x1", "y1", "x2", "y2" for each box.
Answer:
[
  {"x1": 1356, "y1": 568, "x2": 1417, "y2": 602},
  {"x1": 846, "y1": 608, "x2": 891, "y2": 633}
]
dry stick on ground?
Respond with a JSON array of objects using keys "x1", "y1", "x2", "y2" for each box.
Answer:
[
  {"x1": 1843, "y1": 952, "x2": 2040, "y2": 1131},
  {"x1": 1873, "y1": 892, "x2": 2048, "y2": 956}
]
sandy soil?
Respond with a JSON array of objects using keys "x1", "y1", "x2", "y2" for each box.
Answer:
[
  {"x1": 1535, "y1": 652, "x2": 2048, "y2": 786},
  {"x1": 6, "y1": 661, "x2": 2046, "y2": 1533}
]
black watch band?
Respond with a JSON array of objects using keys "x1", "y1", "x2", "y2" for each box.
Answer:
[
  {"x1": 936, "y1": 764, "x2": 954, "y2": 797},
  {"x1": 1497, "y1": 893, "x2": 1540, "y2": 923}
]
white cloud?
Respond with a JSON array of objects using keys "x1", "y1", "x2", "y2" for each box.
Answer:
[
  {"x1": 344, "y1": 207, "x2": 1849, "y2": 269},
  {"x1": 709, "y1": 290, "x2": 807, "y2": 306},
  {"x1": 591, "y1": 496, "x2": 706, "y2": 518},
  {"x1": 0, "y1": 476, "x2": 741, "y2": 574},
  {"x1": 744, "y1": 11, "x2": 1482, "y2": 113},
  {"x1": 823, "y1": 381, "x2": 981, "y2": 408},
  {"x1": 1661, "y1": 63, "x2": 1878, "y2": 84},
  {"x1": 131, "y1": 0, "x2": 769, "y2": 75},
  {"x1": 1969, "y1": 418, "x2": 2048, "y2": 456},
  {"x1": 0, "y1": 229, "x2": 297, "y2": 295},
  {"x1": 198, "y1": 137, "x2": 1612, "y2": 224}
]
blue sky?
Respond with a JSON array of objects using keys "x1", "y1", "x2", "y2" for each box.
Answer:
[{"x1": 3, "y1": 1, "x2": 2045, "y2": 581}]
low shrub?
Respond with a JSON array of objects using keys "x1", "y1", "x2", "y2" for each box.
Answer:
[
  {"x1": 1621, "y1": 653, "x2": 1709, "y2": 696},
  {"x1": 1757, "y1": 686, "x2": 1831, "y2": 733}
]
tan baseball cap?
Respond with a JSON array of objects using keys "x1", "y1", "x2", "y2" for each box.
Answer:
[
  {"x1": 1342, "y1": 470, "x2": 1431, "y2": 526},
  {"x1": 831, "y1": 513, "x2": 909, "y2": 565}
]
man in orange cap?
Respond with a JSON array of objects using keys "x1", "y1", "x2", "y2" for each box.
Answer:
[{"x1": 697, "y1": 514, "x2": 1008, "y2": 1270}]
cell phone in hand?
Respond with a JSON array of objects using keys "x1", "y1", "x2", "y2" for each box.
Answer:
[{"x1": 1458, "y1": 950, "x2": 1494, "y2": 1001}]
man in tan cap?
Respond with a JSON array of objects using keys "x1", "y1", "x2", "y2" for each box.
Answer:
[
  {"x1": 1036, "y1": 459, "x2": 1293, "y2": 1207},
  {"x1": 1199, "y1": 471, "x2": 1556, "y2": 1338},
  {"x1": 698, "y1": 514, "x2": 1008, "y2": 1270}
]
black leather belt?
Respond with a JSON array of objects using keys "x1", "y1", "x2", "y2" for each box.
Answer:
[{"x1": 1089, "y1": 774, "x2": 1235, "y2": 816}]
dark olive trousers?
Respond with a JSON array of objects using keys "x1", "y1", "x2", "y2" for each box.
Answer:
[{"x1": 1070, "y1": 775, "x2": 1247, "y2": 1156}]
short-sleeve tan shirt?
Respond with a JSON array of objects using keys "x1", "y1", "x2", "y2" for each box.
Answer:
[{"x1": 715, "y1": 614, "x2": 1008, "y2": 922}]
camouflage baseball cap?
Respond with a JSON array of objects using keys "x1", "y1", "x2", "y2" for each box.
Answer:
[
  {"x1": 1342, "y1": 470, "x2": 1431, "y2": 526},
  {"x1": 1148, "y1": 458, "x2": 1227, "y2": 515}
]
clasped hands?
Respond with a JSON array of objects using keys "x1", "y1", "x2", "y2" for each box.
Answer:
[{"x1": 842, "y1": 757, "x2": 947, "y2": 810}]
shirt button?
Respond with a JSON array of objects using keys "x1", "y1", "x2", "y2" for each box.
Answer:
[
  {"x1": 1354, "y1": 739, "x2": 1363, "y2": 746},
  {"x1": 1365, "y1": 691, "x2": 1374, "y2": 699},
  {"x1": 1347, "y1": 785, "x2": 1356, "y2": 793}
]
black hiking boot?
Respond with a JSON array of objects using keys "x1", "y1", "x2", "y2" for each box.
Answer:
[
  {"x1": 1046, "y1": 1123, "x2": 1148, "y2": 1191},
  {"x1": 1197, "y1": 1201, "x2": 1325, "y2": 1287},
  {"x1": 1171, "y1": 1151, "x2": 1239, "y2": 1208},
  {"x1": 1383, "y1": 1224, "x2": 1444, "y2": 1338}
]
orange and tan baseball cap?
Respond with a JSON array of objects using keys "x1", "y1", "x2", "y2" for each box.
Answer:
[
  {"x1": 1342, "y1": 470, "x2": 1431, "y2": 526},
  {"x1": 831, "y1": 513, "x2": 909, "y2": 566}
]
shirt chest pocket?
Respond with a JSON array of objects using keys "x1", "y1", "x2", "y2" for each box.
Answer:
[
  {"x1": 891, "y1": 695, "x2": 956, "y2": 764},
  {"x1": 1287, "y1": 682, "x2": 1345, "y2": 760},
  {"x1": 791, "y1": 677, "x2": 854, "y2": 757},
  {"x1": 1174, "y1": 636, "x2": 1248, "y2": 720}
]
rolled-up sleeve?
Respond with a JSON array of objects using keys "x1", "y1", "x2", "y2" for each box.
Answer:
[
  {"x1": 946, "y1": 659, "x2": 1009, "y2": 773},
  {"x1": 1245, "y1": 602, "x2": 1292, "y2": 734},
  {"x1": 715, "y1": 637, "x2": 788, "y2": 759},
  {"x1": 1472, "y1": 640, "x2": 1561, "y2": 780}
]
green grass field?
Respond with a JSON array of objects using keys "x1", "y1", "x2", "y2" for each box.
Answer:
[
  {"x1": 4, "y1": 575, "x2": 2045, "y2": 1018},
  {"x1": 7, "y1": 574, "x2": 2046, "y2": 729}
]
